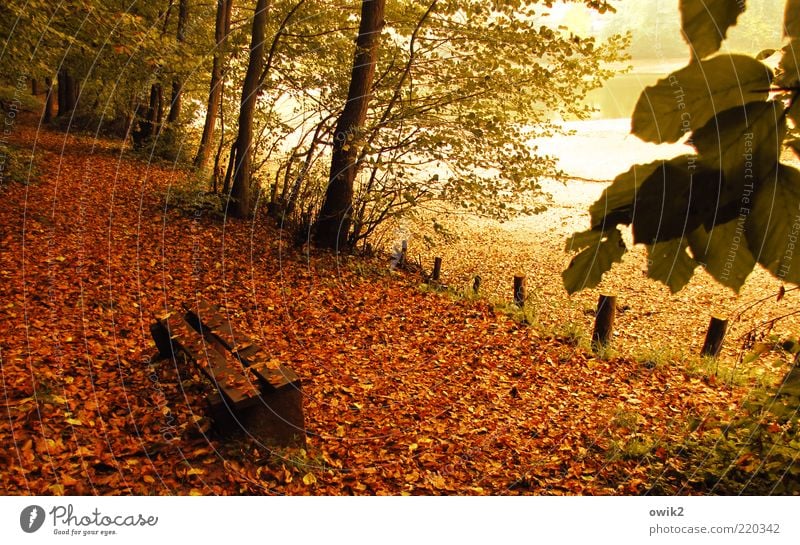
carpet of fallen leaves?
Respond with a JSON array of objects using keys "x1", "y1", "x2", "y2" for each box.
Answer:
[
  {"x1": 414, "y1": 178, "x2": 800, "y2": 364},
  {"x1": 0, "y1": 113, "x2": 753, "y2": 495}
]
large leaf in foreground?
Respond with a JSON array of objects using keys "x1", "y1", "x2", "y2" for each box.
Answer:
[
  {"x1": 646, "y1": 237, "x2": 698, "y2": 293},
  {"x1": 632, "y1": 55, "x2": 772, "y2": 144},
  {"x1": 777, "y1": 39, "x2": 800, "y2": 88},
  {"x1": 692, "y1": 100, "x2": 786, "y2": 183},
  {"x1": 630, "y1": 159, "x2": 731, "y2": 244},
  {"x1": 562, "y1": 229, "x2": 626, "y2": 295},
  {"x1": 786, "y1": 0, "x2": 800, "y2": 38},
  {"x1": 746, "y1": 164, "x2": 800, "y2": 284},
  {"x1": 589, "y1": 161, "x2": 662, "y2": 229},
  {"x1": 680, "y1": 0, "x2": 745, "y2": 60},
  {"x1": 688, "y1": 220, "x2": 757, "y2": 292}
]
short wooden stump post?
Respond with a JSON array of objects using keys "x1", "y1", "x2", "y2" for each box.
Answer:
[
  {"x1": 592, "y1": 294, "x2": 616, "y2": 352},
  {"x1": 432, "y1": 257, "x2": 442, "y2": 283},
  {"x1": 473, "y1": 275, "x2": 481, "y2": 295},
  {"x1": 701, "y1": 316, "x2": 728, "y2": 358},
  {"x1": 513, "y1": 275, "x2": 526, "y2": 307}
]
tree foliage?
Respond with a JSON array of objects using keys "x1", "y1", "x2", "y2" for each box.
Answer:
[
  {"x1": 564, "y1": 0, "x2": 800, "y2": 295},
  {"x1": 302, "y1": 0, "x2": 625, "y2": 246},
  {"x1": 599, "y1": 1, "x2": 784, "y2": 60},
  {"x1": 1, "y1": 1, "x2": 626, "y2": 246},
  {"x1": 1, "y1": 0, "x2": 222, "y2": 142}
]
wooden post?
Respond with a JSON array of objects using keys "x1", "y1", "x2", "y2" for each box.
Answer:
[
  {"x1": 513, "y1": 275, "x2": 525, "y2": 307},
  {"x1": 473, "y1": 275, "x2": 481, "y2": 294},
  {"x1": 432, "y1": 257, "x2": 442, "y2": 283},
  {"x1": 701, "y1": 317, "x2": 728, "y2": 358},
  {"x1": 592, "y1": 294, "x2": 616, "y2": 351}
]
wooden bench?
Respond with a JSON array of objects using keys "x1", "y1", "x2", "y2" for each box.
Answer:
[{"x1": 150, "y1": 299, "x2": 305, "y2": 447}]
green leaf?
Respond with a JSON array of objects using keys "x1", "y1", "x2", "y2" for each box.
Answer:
[
  {"x1": 777, "y1": 39, "x2": 800, "y2": 87},
  {"x1": 589, "y1": 161, "x2": 662, "y2": 229},
  {"x1": 787, "y1": 139, "x2": 800, "y2": 161},
  {"x1": 692, "y1": 100, "x2": 786, "y2": 183},
  {"x1": 680, "y1": 0, "x2": 745, "y2": 60},
  {"x1": 776, "y1": 367, "x2": 800, "y2": 397},
  {"x1": 630, "y1": 157, "x2": 728, "y2": 244},
  {"x1": 566, "y1": 229, "x2": 608, "y2": 251},
  {"x1": 746, "y1": 164, "x2": 800, "y2": 283},
  {"x1": 789, "y1": 100, "x2": 800, "y2": 128},
  {"x1": 646, "y1": 237, "x2": 698, "y2": 292},
  {"x1": 781, "y1": 339, "x2": 800, "y2": 354},
  {"x1": 632, "y1": 55, "x2": 773, "y2": 144},
  {"x1": 786, "y1": 0, "x2": 800, "y2": 37},
  {"x1": 562, "y1": 229, "x2": 627, "y2": 294},
  {"x1": 688, "y1": 219, "x2": 757, "y2": 292},
  {"x1": 743, "y1": 342, "x2": 772, "y2": 364}
]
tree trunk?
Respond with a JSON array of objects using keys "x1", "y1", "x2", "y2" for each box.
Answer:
[
  {"x1": 57, "y1": 69, "x2": 76, "y2": 115},
  {"x1": 314, "y1": 0, "x2": 385, "y2": 250},
  {"x1": 223, "y1": 140, "x2": 237, "y2": 197},
  {"x1": 43, "y1": 77, "x2": 55, "y2": 123},
  {"x1": 65, "y1": 72, "x2": 75, "y2": 112},
  {"x1": 31, "y1": 78, "x2": 39, "y2": 95},
  {"x1": 229, "y1": 0, "x2": 269, "y2": 218},
  {"x1": 154, "y1": 84, "x2": 164, "y2": 135},
  {"x1": 212, "y1": 77, "x2": 228, "y2": 192},
  {"x1": 167, "y1": 80, "x2": 182, "y2": 124},
  {"x1": 141, "y1": 83, "x2": 164, "y2": 140},
  {"x1": 166, "y1": 0, "x2": 189, "y2": 124},
  {"x1": 195, "y1": 0, "x2": 233, "y2": 169},
  {"x1": 57, "y1": 72, "x2": 65, "y2": 115}
]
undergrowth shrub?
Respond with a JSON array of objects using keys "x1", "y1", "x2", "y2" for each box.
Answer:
[
  {"x1": 0, "y1": 143, "x2": 37, "y2": 186},
  {"x1": 164, "y1": 171, "x2": 225, "y2": 218},
  {"x1": 682, "y1": 359, "x2": 800, "y2": 494}
]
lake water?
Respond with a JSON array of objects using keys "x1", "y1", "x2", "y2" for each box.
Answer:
[
  {"x1": 531, "y1": 61, "x2": 693, "y2": 182},
  {"x1": 530, "y1": 118, "x2": 693, "y2": 182}
]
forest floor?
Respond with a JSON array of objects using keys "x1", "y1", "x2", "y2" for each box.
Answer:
[
  {"x1": 414, "y1": 150, "x2": 800, "y2": 367},
  {"x1": 0, "y1": 111, "x2": 791, "y2": 495}
]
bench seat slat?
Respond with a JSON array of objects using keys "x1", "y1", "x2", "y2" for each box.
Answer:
[{"x1": 158, "y1": 310, "x2": 260, "y2": 409}]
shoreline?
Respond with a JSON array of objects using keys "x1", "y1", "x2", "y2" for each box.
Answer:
[{"x1": 417, "y1": 174, "x2": 800, "y2": 368}]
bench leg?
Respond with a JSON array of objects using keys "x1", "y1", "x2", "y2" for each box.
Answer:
[{"x1": 208, "y1": 385, "x2": 306, "y2": 448}]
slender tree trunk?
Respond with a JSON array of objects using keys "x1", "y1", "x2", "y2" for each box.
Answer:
[
  {"x1": 31, "y1": 78, "x2": 39, "y2": 95},
  {"x1": 314, "y1": 0, "x2": 385, "y2": 250},
  {"x1": 43, "y1": 77, "x2": 55, "y2": 122},
  {"x1": 223, "y1": 140, "x2": 237, "y2": 196},
  {"x1": 65, "y1": 72, "x2": 75, "y2": 112},
  {"x1": 155, "y1": 85, "x2": 164, "y2": 136},
  {"x1": 229, "y1": 0, "x2": 268, "y2": 218},
  {"x1": 57, "y1": 69, "x2": 77, "y2": 115},
  {"x1": 167, "y1": 0, "x2": 189, "y2": 124},
  {"x1": 57, "y1": 71, "x2": 65, "y2": 115},
  {"x1": 142, "y1": 83, "x2": 163, "y2": 140},
  {"x1": 195, "y1": 0, "x2": 233, "y2": 169},
  {"x1": 167, "y1": 80, "x2": 182, "y2": 124},
  {"x1": 212, "y1": 77, "x2": 228, "y2": 192}
]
